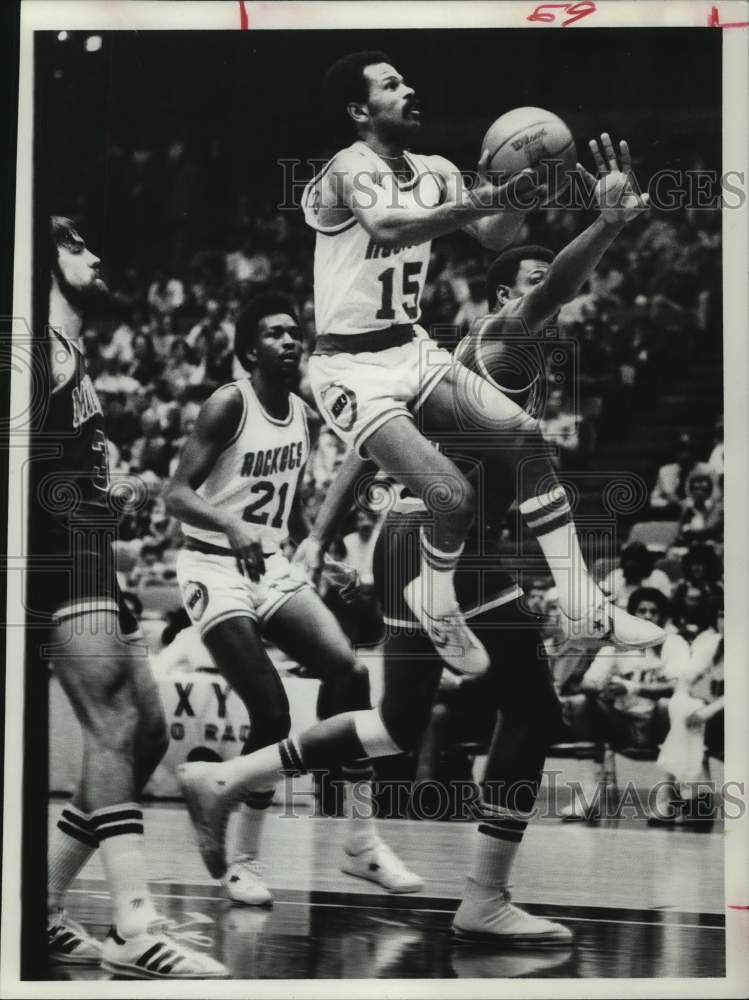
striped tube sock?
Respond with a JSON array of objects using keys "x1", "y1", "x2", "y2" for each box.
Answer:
[
  {"x1": 90, "y1": 804, "x2": 159, "y2": 938},
  {"x1": 231, "y1": 789, "x2": 275, "y2": 863},
  {"x1": 342, "y1": 764, "x2": 378, "y2": 854},
  {"x1": 471, "y1": 805, "x2": 531, "y2": 889},
  {"x1": 419, "y1": 526, "x2": 463, "y2": 616},
  {"x1": 215, "y1": 737, "x2": 309, "y2": 802},
  {"x1": 48, "y1": 805, "x2": 98, "y2": 912},
  {"x1": 278, "y1": 737, "x2": 307, "y2": 776},
  {"x1": 519, "y1": 487, "x2": 598, "y2": 620}
]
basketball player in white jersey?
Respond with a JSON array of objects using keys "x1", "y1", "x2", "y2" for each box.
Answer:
[
  {"x1": 165, "y1": 292, "x2": 422, "y2": 902},
  {"x1": 303, "y1": 52, "x2": 660, "y2": 678},
  {"x1": 178, "y1": 137, "x2": 666, "y2": 931}
]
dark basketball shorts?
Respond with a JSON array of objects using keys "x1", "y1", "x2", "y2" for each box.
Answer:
[{"x1": 26, "y1": 523, "x2": 139, "y2": 637}]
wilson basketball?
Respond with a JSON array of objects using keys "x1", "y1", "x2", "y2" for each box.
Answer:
[{"x1": 483, "y1": 107, "x2": 576, "y2": 198}]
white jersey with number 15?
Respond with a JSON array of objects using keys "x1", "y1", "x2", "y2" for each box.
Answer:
[{"x1": 302, "y1": 140, "x2": 445, "y2": 336}]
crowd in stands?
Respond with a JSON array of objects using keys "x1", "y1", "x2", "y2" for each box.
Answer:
[{"x1": 68, "y1": 155, "x2": 723, "y2": 821}]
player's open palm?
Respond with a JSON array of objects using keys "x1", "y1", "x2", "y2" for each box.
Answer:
[{"x1": 578, "y1": 134, "x2": 649, "y2": 224}]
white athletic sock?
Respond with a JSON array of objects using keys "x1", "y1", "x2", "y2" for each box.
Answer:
[
  {"x1": 48, "y1": 805, "x2": 98, "y2": 912},
  {"x1": 468, "y1": 806, "x2": 530, "y2": 891},
  {"x1": 519, "y1": 488, "x2": 600, "y2": 620},
  {"x1": 230, "y1": 790, "x2": 274, "y2": 864},
  {"x1": 419, "y1": 526, "x2": 463, "y2": 616},
  {"x1": 217, "y1": 740, "x2": 302, "y2": 801},
  {"x1": 91, "y1": 804, "x2": 159, "y2": 938},
  {"x1": 342, "y1": 766, "x2": 378, "y2": 855}
]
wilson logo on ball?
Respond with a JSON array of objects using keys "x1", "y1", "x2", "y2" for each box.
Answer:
[{"x1": 511, "y1": 128, "x2": 548, "y2": 151}]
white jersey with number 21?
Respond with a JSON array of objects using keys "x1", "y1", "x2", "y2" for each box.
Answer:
[
  {"x1": 302, "y1": 140, "x2": 445, "y2": 336},
  {"x1": 181, "y1": 378, "x2": 310, "y2": 555}
]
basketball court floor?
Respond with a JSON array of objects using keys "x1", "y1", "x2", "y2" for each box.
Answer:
[{"x1": 48, "y1": 799, "x2": 724, "y2": 981}]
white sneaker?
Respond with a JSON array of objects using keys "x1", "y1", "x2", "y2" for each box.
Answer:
[
  {"x1": 178, "y1": 762, "x2": 233, "y2": 879},
  {"x1": 560, "y1": 598, "x2": 665, "y2": 651},
  {"x1": 48, "y1": 909, "x2": 102, "y2": 965},
  {"x1": 342, "y1": 840, "x2": 424, "y2": 893},
  {"x1": 404, "y1": 576, "x2": 489, "y2": 676},
  {"x1": 224, "y1": 856, "x2": 272, "y2": 906},
  {"x1": 453, "y1": 884, "x2": 573, "y2": 947},
  {"x1": 100, "y1": 920, "x2": 229, "y2": 979}
]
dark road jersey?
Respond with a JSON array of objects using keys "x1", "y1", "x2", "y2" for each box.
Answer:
[{"x1": 36, "y1": 329, "x2": 112, "y2": 534}]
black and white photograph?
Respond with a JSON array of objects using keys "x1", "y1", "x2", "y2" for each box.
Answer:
[{"x1": 2, "y1": 0, "x2": 748, "y2": 994}]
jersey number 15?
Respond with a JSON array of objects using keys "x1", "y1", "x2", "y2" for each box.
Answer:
[{"x1": 376, "y1": 262, "x2": 423, "y2": 321}]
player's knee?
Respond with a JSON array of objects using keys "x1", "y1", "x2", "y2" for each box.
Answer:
[{"x1": 86, "y1": 697, "x2": 140, "y2": 755}]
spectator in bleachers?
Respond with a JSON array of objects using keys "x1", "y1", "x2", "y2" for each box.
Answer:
[
  {"x1": 127, "y1": 541, "x2": 167, "y2": 589},
  {"x1": 421, "y1": 278, "x2": 459, "y2": 334},
  {"x1": 129, "y1": 328, "x2": 164, "y2": 385},
  {"x1": 539, "y1": 386, "x2": 582, "y2": 470},
  {"x1": 652, "y1": 596, "x2": 723, "y2": 824},
  {"x1": 93, "y1": 354, "x2": 143, "y2": 398},
  {"x1": 149, "y1": 313, "x2": 177, "y2": 361},
  {"x1": 602, "y1": 541, "x2": 672, "y2": 609},
  {"x1": 129, "y1": 410, "x2": 172, "y2": 477},
  {"x1": 99, "y1": 315, "x2": 135, "y2": 368},
  {"x1": 147, "y1": 268, "x2": 185, "y2": 317},
  {"x1": 648, "y1": 431, "x2": 701, "y2": 517},
  {"x1": 707, "y1": 415, "x2": 723, "y2": 476},
  {"x1": 163, "y1": 336, "x2": 198, "y2": 395},
  {"x1": 103, "y1": 390, "x2": 143, "y2": 452},
  {"x1": 670, "y1": 545, "x2": 723, "y2": 644},
  {"x1": 581, "y1": 587, "x2": 689, "y2": 750},
  {"x1": 676, "y1": 465, "x2": 723, "y2": 546},
  {"x1": 225, "y1": 234, "x2": 271, "y2": 290}
]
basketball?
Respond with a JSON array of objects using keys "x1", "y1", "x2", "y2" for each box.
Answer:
[{"x1": 482, "y1": 107, "x2": 577, "y2": 198}]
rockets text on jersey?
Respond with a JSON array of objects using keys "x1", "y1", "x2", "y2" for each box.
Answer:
[{"x1": 182, "y1": 379, "x2": 310, "y2": 554}]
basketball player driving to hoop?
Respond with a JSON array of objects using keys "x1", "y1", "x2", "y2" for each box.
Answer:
[{"x1": 302, "y1": 52, "x2": 663, "y2": 674}]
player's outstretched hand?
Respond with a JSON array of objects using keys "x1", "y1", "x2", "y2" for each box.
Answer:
[
  {"x1": 468, "y1": 150, "x2": 548, "y2": 212},
  {"x1": 577, "y1": 134, "x2": 649, "y2": 225},
  {"x1": 225, "y1": 517, "x2": 266, "y2": 582},
  {"x1": 292, "y1": 535, "x2": 325, "y2": 585}
]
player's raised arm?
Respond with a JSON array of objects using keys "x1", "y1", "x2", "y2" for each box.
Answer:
[
  {"x1": 164, "y1": 385, "x2": 266, "y2": 580},
  {"x1": 500, "y1": 135, "x2": 649, "y2": 333},
  {"x1": 334, "y1": 147, "x2": 543, "y2": 249}
]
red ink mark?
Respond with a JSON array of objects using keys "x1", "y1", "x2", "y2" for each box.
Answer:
[
  {"x1": 239, "y1": 0, "x2": 249, "y2": 30},
  {"x1": 708, "y1": 5, "x2": 749, "y2": 27},
  {"x1": 728, "y1": 904, "x2": 749, "y2": 910},
  {"x1": 527, "y1": 1, "x2": 597, "y2": 27}
]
